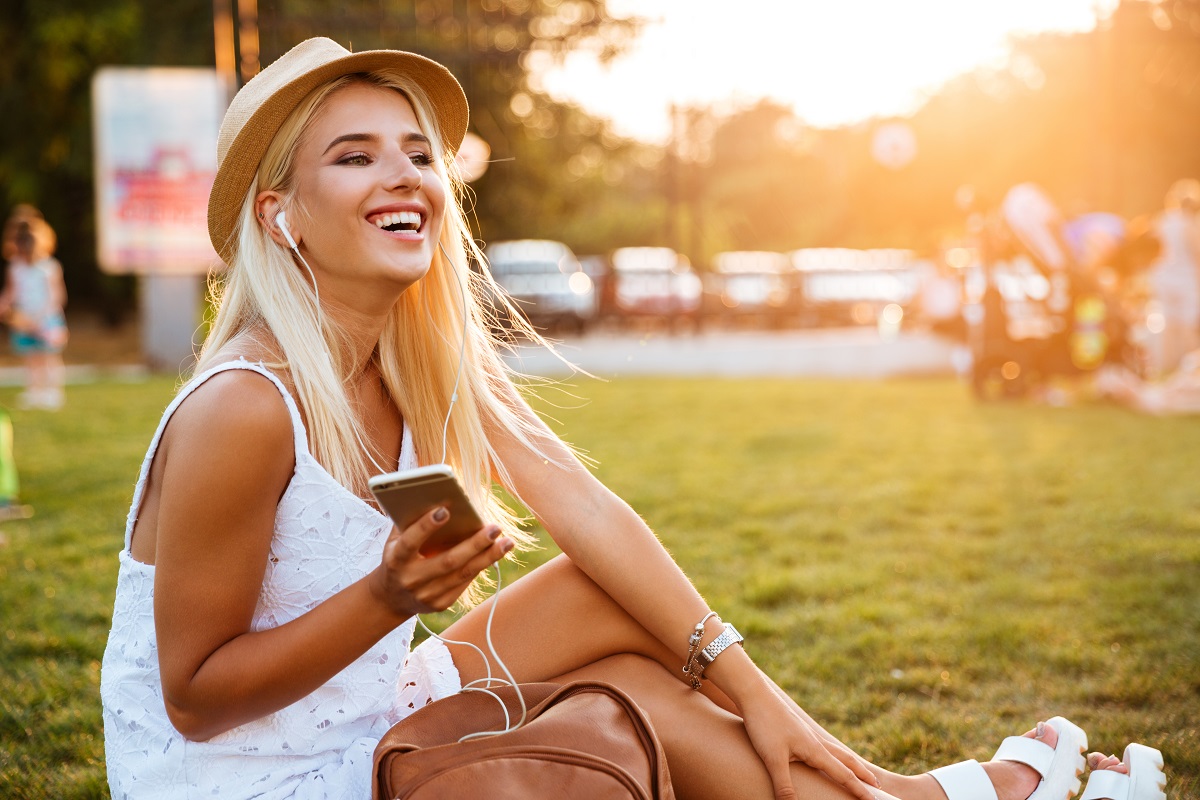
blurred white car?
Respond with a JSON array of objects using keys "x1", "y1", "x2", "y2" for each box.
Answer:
[
  {"x1": 485, "y1": 239, "x2": 597, "y2": 332},
  {"x1": 706, "y1": 251, "x2": 796, "y2": 325},
  {"x1": 607, "y1": 247, "x2": 702, "y2": 322},
  {"x1": 790, "y1": 248, "x2": 922, "y2": 326}
]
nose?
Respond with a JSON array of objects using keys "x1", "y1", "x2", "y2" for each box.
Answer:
[{"x1": 385, "y1": 150, "x2": 423, "y2": 192}]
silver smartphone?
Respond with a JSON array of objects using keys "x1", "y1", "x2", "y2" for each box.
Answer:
[{"x1": 368, "y1": 465, "x2": 486, "y2": 556}]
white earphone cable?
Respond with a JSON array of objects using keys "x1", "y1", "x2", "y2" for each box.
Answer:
[{"x1": 280, "y1": 219, "x2": 522, "y2": 738}]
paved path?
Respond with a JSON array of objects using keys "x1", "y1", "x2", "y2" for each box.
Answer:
[
  {"x1": 0, "y1": 328, "x2": 963, "y2": 384},
  {"x1": 505, "y1": 327, "x2": 962, "y2": 378}
]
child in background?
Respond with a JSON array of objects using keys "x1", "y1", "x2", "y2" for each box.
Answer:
[{"x1": 0, "y1": 212, "x2": 68, "y2": 410}]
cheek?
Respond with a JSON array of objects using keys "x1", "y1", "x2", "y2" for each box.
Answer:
[{"x1": 425, "y1": 172, "x2": 448, "y2": 233}]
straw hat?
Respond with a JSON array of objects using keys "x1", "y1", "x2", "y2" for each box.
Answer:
[{"x1": 208, "y1": 37, "x2": 469, "y2": 263}]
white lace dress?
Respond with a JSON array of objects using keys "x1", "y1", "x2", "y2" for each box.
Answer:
[{"x1": 101, "y1": 360, "x2": 463, "y2": 799}]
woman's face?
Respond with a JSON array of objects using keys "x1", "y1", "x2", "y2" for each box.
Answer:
[{"x1": 285, "y1": 82, "x2": 447, "y2": 310}]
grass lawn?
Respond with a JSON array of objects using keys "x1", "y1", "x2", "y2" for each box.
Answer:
[{"x1": 1, "y1": 375, "x2": 1197, "y2": 798}]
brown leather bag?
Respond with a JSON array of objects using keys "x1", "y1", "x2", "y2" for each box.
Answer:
[{"x1": 372, "y1": 680, "x2": 675, "y2": 800}]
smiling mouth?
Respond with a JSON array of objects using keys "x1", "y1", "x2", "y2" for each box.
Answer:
[{"x1": 373, "y1": 210, "x2": 423, "y2": 233}]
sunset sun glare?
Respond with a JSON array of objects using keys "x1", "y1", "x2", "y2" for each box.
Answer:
[{"x1": 535, "y1": 0, "x2": 1111, "y2": 141}]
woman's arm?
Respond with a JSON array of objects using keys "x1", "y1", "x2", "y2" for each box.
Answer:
[
  {"x1": 488, "y1": 384, "x2": 879, "y2": 799},
  {"x1": 151, "y1": 370, "x2": 510, "y2": 741}
]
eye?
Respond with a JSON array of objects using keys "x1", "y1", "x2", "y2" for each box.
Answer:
[
  {"x1": 409, "y1": 152, "x2": 434, "y2": 167},
  {"x1": 338, "y1": 152, "x2": 372, "y2": 166}
]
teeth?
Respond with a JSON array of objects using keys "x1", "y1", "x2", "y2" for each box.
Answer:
[{"x1": 373, "y1": 211, "x2": 422, "y2": 230}]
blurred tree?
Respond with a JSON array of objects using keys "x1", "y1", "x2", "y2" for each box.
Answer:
[
  {"x1": 5, "y1": 0, "x2": 1197, "y2": 313},
  {"x1": 677, "y1": 0, "x2": 1200, "y2": 257}
]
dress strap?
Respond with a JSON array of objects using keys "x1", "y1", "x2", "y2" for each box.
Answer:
[{"x1": 123, "y1": 359, "x2": 308, "y2": 551}]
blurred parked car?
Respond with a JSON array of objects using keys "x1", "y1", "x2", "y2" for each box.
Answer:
[
  {"x1": 790, "y1": 248, "x2": 923, "y2": 327},
  {"x1": 705, "y1": 251, "x2": 797, "y2": 327},
  {"x1": 606, "y1": 246, "x2": 702, "y2": 327},
  {"x1": 484, "y1": 239, "x2": 597, "y2": 333}
]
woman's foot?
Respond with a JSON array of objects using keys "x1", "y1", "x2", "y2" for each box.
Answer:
[
  {"x1": 924, "y1": 717, "x2": 1087, "y2": 800},
  {"x1": 1087, "y1": 752, "x2": 1130, "y2": 776},
  {"x1": 978, "y1": 723, "x2": 1058, "y2": 800},
  {"x1": 1078, "y1": 745, "x2": 1166, "y2": 800}
]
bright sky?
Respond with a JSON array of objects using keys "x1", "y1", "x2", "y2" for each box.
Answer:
[{"x1": 534, "y1": 0, "x2": 1112, "y2": 141}]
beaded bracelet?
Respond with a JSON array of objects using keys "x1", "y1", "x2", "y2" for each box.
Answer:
[{"x1": 682, "y1": 612, "x2": 718, "y2": 690}]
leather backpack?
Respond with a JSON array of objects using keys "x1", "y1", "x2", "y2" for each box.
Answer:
[{"x1": 373, "y1": 680, "x2": 675, "y2": 799}]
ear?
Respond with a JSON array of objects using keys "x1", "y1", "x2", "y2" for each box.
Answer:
[{"x1": 254, "y1": 191, "x2": 301, "y2": 249}]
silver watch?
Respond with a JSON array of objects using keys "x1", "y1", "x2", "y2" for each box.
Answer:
[{"x1": 695, "y1": 623, "x2": 744, "y2": 671}]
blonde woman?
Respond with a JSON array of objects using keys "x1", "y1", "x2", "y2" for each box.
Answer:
[{"x1": 100, "y1": 38, "x2": 1162, "y2": 800}]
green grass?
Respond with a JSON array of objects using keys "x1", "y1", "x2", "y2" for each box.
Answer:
[{"x1": 1, "y1": 376, "x2": 1197, "y2": 798}]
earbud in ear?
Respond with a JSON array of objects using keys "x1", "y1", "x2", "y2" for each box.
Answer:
[{"x1": 275, "y1": 210, "x2": 299, "y2": 250}]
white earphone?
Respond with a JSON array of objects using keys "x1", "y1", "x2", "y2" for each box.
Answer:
[
  {"x1": 275, "y1": 210, "x2": 299, "y2": 250},
  {"x1": 273, "y1": 208, "x2": 321, "y2": 330}
]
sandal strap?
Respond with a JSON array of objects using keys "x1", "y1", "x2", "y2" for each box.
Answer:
[
  {"x1": 994, "y1": 735, "x2": 1055, "y2": 779},
  {"x1": 1080, "y1": 770, "x2": 1128, "y2": 800},
  {"x1": 930, "y1": 759, "x2": 999, "y2": 800}
]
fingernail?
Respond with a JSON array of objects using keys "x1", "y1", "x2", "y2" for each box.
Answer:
[
  {"x1": 502, "y1": 539, "x2": 515, "y2": 554},
  {"x1": 432, "y1": 506, "x2": 449, "y2": 522},
  {"x1": 1088, "y1": 753, "x2": 1101, "y2": 768},
  {"x1": 1036, "y1": 721, "x2": 1046, "y2": 739},
  {"x1": 487, "y1": 526, "x2": 501, "y2": 541}
]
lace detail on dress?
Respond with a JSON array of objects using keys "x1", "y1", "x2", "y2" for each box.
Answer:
[
  {"x1": 101, "y1": 360, "x2": 461, "y2": 799},
  {"x1": 396, "y1": 637, "x2": 464, "y2": 715}
]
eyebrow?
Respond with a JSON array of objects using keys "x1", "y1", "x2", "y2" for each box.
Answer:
[{"x1": 322, "y1": 132, "x2": 432, "y2": 155}]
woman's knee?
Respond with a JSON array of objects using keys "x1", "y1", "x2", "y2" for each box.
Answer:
[
  {"x1": 522, "y1": 553, "x2": 609, "y2": 607},
  {"x1": 565, "y1": 653, "x2": 687, "y2": 698}
]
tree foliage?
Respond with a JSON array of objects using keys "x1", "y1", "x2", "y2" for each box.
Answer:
[
  {"x1": 680, "y1": 0, "x2": 1200, "y2": 262},
  {"x1": 3, "y1": 0, "x2": 1198, "y2": 308}
]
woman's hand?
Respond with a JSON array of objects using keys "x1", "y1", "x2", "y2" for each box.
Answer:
[
  {"x1": 737, "y1": 679, "x2": 880, "y2": 800},
  {"x1": 368, "y1": 507, "x2": 514, "y2": 618}
]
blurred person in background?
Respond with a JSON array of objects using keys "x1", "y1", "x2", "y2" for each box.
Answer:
[
  {"x1": 987, "y1": 184, "x2": 1154, "y2": 403},
  {"x1": 1144, "y1": 178, "x2": 1200, "y2": 378},
  {"x1": 0, "y1": 207, "x2": 68, "y2": 410}
]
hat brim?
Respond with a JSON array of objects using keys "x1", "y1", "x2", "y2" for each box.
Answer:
[{"x1": 208, "y1": 44, "x2": 468, "y2": 264}]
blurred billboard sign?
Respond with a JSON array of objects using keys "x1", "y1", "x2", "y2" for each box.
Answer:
[{"x1": 93, "y1": 68, "x2": 228, "y2": 274}]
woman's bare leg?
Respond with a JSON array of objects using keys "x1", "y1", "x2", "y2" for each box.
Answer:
[{"x1": 441, "y1": 554, "x2": 1050, "y2": 800}]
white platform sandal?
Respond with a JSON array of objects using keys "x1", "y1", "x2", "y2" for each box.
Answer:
[
  {"x1": 928, "y1": 716, "x2": 1088, "y2": 800},
  {"x1": 1079, "y1": 744, "x2": 1167, "y2": 800}
]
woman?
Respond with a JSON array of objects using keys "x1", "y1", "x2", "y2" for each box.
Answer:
[{"x1": 101, "y1": 38, "x2": 1161, "y2": 800}]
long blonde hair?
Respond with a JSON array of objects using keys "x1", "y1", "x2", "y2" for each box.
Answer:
[{"x1": 198, "y1": 70, "x2": 562, "y2": 595}]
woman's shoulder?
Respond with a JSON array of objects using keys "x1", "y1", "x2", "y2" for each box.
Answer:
[{"x1": 169, "y1": 356, "x2": 298, "y2": 457}]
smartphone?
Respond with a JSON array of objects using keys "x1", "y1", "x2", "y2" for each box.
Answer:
[{"x1": 368, "y1": 465, "x2": 486, "y2": 556}]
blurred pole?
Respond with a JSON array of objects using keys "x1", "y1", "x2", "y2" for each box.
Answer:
[
  {"x1": 141, "y1": 275, "x2": 203, "y2": 372},
  {"x1": 666, "y1": 103, "x2": 681, "y2": 253},
  {"x1": 1093, "y1": 0, "x2": 1117, "y2": 210},
  {"x1": 238, "y1": 0, "x2": 261, "y2": 83},
  {"x1": 213, "y1": 0, "x2": 236, "y2": 79}
]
